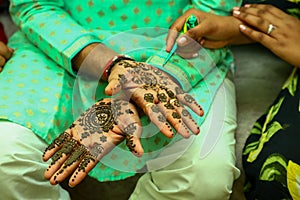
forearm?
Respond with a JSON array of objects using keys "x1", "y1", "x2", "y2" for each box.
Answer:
[
  {"x1": 71, "y1": 43, "x2": 118, "y2": 79},
  {"x1": 10, "y1": 0, "x2": 101, "y2": 75}
]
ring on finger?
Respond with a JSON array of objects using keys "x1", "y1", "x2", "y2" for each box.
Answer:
[
  {"x1": 267, "y1": 23, "x2": 276, "y2": 35},
  {"x1": 169, "y1": 98, "x2": 177, "y2": 104},
  {"x1": 145, "y1": 102, "x2": 154, "y2": 109}
]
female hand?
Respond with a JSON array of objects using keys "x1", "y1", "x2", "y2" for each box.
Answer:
[
  {"x1": 105, "y1": 58, "x2": 203, "y2": 139},
  {"x1": 43, "y1": 98, "x2": 143, "y2": 187},
  {"x1": 233, "y1": 4, "x2": 300, "y2": 67},
  {"x1": 167, "y1": 8, "x2": 252, "y2": 52},
  {"x1": 0, "y1": 41, "x2": 13, "y2": 72}
]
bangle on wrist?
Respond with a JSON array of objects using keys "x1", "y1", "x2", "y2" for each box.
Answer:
[{"x1": 102, "y1": 55, "x2": 134, "y2": 80}]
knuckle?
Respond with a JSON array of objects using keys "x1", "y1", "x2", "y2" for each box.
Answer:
[
  {"x1": 265, "y1": 4, "x2": 273, "y2": 11},
  {"x1": 257, "y1": 9, "x2": 266, "y2": 16},
  {"x1": 257, "y1": 18, "x2": 264, "y2": 25},
  {"x1": 239, "y1": 12, "x2": 248, "y2": 19},
  {"x1": 256, "y1": 32, "x2": 265, "y2": 42}
]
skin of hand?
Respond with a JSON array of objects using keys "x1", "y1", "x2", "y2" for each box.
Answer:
[
  {"x1": 233, "y1": 4, "x2": 300, "y2": 67},
  {"x1": 46, "y1": 44, "x2": 204, "y2": 187},
  {"x1": 105, "y1": 59, "x2": 203, "y2": 139},
  {"x1": 166, "y1": 8, "x2": 253, "y2": 54},
  {"x1": 0, "y1": 41, "x2": 13, "y2": 72},
  {"x1": 72, "y1": 43, "x2": 203, "y2": 139},
  {"x1": 43, "y1": 98, "x2": 144, "y2": 187}
]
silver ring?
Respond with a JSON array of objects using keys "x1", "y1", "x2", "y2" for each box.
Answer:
[{"x1": 267, "y1": 24, "x2": 276, "y2": 35}]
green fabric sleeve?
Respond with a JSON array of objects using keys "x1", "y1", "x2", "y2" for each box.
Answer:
[
  {"x1": 185, "y1": 0, "x2": 243, "y2": 16},
  {"x1": 9, "y1": 0, "x2": 102, "y2": 75}
]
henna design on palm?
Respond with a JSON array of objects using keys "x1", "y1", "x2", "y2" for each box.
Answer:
[{"x1": 43, "y1": 98, "x2": 143, "y2": 187}]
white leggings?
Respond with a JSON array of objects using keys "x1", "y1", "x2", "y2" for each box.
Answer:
[{"x1": 0, "y1": 78, "x2": 240, "y2": 200}]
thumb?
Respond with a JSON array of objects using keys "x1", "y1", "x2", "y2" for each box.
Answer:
[
  {"x1": 200, "y1": 39, "x2": 228, "y2": 49},
  {"x1": 177, "y1": 20, "x2": 213, "y2": 47}
]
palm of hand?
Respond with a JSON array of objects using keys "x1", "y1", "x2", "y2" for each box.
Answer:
[{"x1": 43, "y1": 98, "x2": 143, "y2": 187}]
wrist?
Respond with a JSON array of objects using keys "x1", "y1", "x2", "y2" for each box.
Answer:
[
  {"x1": 102, "y1": 55, "x2": 134, "y2": 80},
  {"x1": 72, "y1": 43, "x2": 100, "y2": 72},
  {"x1": 227, "y1": 16, "x2": 254, "y2": 45},
  {"x1": 72, "y1": 43, "x2": 120, "y2": 80}
]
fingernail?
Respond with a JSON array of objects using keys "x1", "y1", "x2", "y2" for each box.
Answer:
[
  {"x1": 178, "y1": 36, "x2": 187, "y2": 45},
  {"x1": 244, "y1": 4, "x2": 251, "y2": 7},
  {"x1": 200, "y1": 39, "x2": 205, "y2": 46},
  {"x1": 232, "y1": 6, "x2": 240, "y2": 11},
  {"x1": 192, "y1": 53, "x2": 198, "y2": 58},
  {"x1": 239, "y1": 24, "x2": 246, "y2": 31},
  {"x1": 233, "y1": 10, "x2": 240, "y2": 16},
  {"x1": 8, "y1": 47, "x2": 14, "y2": 52}
]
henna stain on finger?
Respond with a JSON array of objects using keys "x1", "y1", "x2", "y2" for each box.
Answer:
[
  {"x1": 164, "y1": 102, "x2": 174, "y2": 110},
  {"x1": 124, "y1": 123, "x2": 137, "y2": 153},
  {"x1": 175, "y1": 87, "x2": 184, "y2": 95},
  {"x1": 157, "y1": 93, "x2": 167, "y2": 102},
  {"x1": 166, "y1": 89, "x2": 175, "y2": 99},
  {"x1": 184, "y1": 94, "x2": 195, "y2": 103},
  {"x1": 157, "y1": 114, "x2": 167, "y2": 123},
  {"x1": 126, "y1": 134, "x2": 137, "y2": 153},
  {"x1": 69, "y1": 143, "x2": 103, "y2": 181},
  {"x1": 182, "y1": 109, "x2": 190, "y2": 117},
  {"x1": 50, "y1": 138, "x2": 77, "y2": 165},
  {"x1": 44, "y1": 132, "x2": 70, "y2": 155},
  {"x1": 170, "y1": 99, "x2": 180, "y2": 107},
  {"x1": 63, "y1": 145, "x2": 87, "y2": 168},
  {"x1": 144, "y1": 93, "x2": 154, "y2": 103},
  {"x1": 71, "y1": 152, "x2": 97, "y2": 182},
  {"x1": 172, "y1": 111, "x2": 181, "y2": 119},
  {"x1": 53, "y1": 145, "x2": 87, "y2": 182}
]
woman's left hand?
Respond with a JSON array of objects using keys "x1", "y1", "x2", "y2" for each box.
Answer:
[
  {"x1": 233, "y1": 4, "x2": 300, "y2": 67},
  {"x1": 43, "y1": 98, "x2": 144, "y2": 187}
]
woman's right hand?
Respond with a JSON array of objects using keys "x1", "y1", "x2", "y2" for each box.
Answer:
[
  {"x1": 167, "y1": 8, "x2": 253, "y2": 52},
  {"x1": 43, "y1": 98, "x2": 144, "y2": 187},
  {"x1": 0, "y1": 41, "x2": 13, "y2": 72},
  {"x1": 105, "y1": 58, "x2": 204, "y2": 139}
]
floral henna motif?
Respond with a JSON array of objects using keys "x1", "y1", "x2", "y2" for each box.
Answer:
[
  {"x1": 144, "y1": 93, "x2": 154, "y2": 103},
  {"x1": 112, "y1": 59, "x2": 203, "y2": 137},
  {"x1": 43, "y1": 98, "x2": 143, "y2": 186},
  {"x1": 78, "y1": 101, "x2": 115, "y2": 135}
]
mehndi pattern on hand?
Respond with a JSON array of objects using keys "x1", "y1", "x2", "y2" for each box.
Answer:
[
  {"x1": 43, "y1": 98, "x2": 143, "y2": 187},
  {"x1": 106, "y1": 59, "x2": 203, "y2": 138}
]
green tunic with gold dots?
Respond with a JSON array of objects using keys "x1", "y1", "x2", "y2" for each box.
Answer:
[{"x1": 1, "y1": 0, "x2": 241, "y2": 181}]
